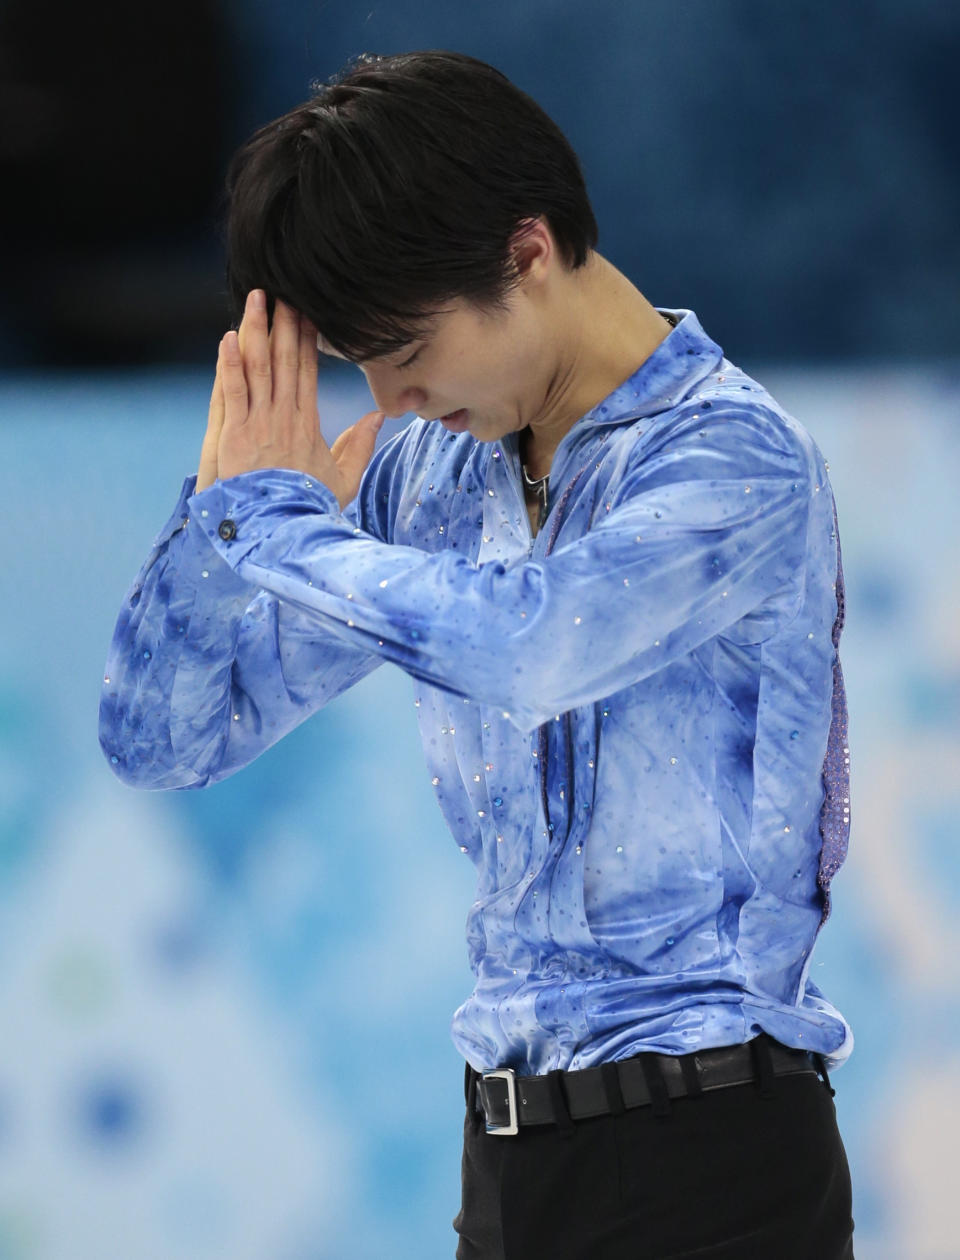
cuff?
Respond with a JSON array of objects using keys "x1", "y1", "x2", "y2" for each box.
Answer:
[{"x1": 187, "y1": 468, "x2": 343, "y2": 568}]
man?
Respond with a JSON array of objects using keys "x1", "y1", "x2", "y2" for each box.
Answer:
[{"x1": 100, "y1": 50, "x2": 855, "y2": 1259}]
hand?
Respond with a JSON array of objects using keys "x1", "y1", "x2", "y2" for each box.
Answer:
[{"x1": 196, "y1": 289, "x2": 385, "y2": 510}]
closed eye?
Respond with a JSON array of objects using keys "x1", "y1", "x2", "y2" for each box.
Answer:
[{"x1": 398, "y1": 347, "x2": 422, "y2": 370}]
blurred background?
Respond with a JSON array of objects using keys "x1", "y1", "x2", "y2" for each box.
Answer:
[{"x1": 1, "y1": 2, "x2": 958, "y2": 1257}]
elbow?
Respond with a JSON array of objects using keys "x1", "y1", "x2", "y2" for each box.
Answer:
[{"x1": 98, "y1": 696, "x2": 209, "y2": 791}]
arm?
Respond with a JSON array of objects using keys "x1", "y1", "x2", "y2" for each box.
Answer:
[
  {"x1": 187, "y1": 402, "x2": 814, "y2": 736},
  {"x1": 100, "y1": 292, "x2": 390, "y2": 791},
  {"x1": 98, "y1": 474, "x2": 391, "y2": 789}
]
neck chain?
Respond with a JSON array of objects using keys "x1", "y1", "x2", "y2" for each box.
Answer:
[{"x1": 519, "y1": 310, "x2": 679, "y2": 532}]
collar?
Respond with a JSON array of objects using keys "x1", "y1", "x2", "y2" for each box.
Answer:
[{"x1": 575, "y1": 307, "x2": 724, "y2": 431}]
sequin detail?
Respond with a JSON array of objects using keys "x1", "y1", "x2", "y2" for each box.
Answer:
[{"x1": 816, "y1": 496, "x2": 851, "y2": 926}]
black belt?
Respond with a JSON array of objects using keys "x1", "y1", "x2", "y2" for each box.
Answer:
[{"x1": 470, "y1": 1034, "x2": 831, "y2": 1136}]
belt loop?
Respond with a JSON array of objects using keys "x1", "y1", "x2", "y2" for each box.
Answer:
[
  {"x1": 750, "y1": 1035, "x2": 778, "y2": 1100},
  {"x1": 546, "y1": 1069, "x2": 577, "y2": 1138},
  {"x1": 679, "y1": 1054, "x2": 704, "y2": 1099},
  {"x1": 639, "y1": 1054, "x2": 672, "y2": 1119},
  {"x1": 600, "y1": 1062, "x2": 626, "y2": 1116},
  {"x1": 465, "y1": 1063, "x2": 478, "y2": 1115},
  {"x1": 813, "y1": 1052, "x2": 836, "y2": 1098}
]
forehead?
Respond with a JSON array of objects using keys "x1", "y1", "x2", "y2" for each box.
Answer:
[{"x1": 315, "y1": 300, "x2": 471, "y2": 363}]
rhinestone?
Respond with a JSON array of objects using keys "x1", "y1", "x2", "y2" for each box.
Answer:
[
  {"x1": 575, "y1": 845, "x2": 582, "y2": 854},
  {"x1": 616, "y1": 845, "x2": 624, "y2": 854},
  {"x1": 493, "y1": 797, "x2": 503, "y2": 806},
  {"x1": 623, "y1": 578, "x2": 629, "y2": 586},
  {"x1": 488, "y1": 489, "x2": 495, "y2": 496},
  {"x1": 493, "y1": 450, "x2": 501, "y2": 459},
  {"x1": 460, "y1": 846, "x2": 469, "y2": 854},
  {"x1": 110, "y1": 754, "x2": 119, "y2": 765},
  {"x1": 587, "y1": 760, "x2": 594, "y2": 768},
  {"x1": 744, "y1": 486, "x2": 751, "y2": 494},
  {"x1": 431, "y1": 777, "x2": 440, "y2": 786},
  {"x1": 502, "y1": 711, "x2": 510, "y2": 719},
  {"x1": 790, "y1": 730, "x2": 799, "y2": 740},
  {"x1": 485, "y1": 763, "x2": 494, "y2": 771},
  {"x1": 201, "y1": 570, "x2": 209, "y2": 579},
  {"x1": 669, "y1": 756, "x2": 678, "y2": 765},
  {"x1": 200, "y1": 509, "x2": 208, "y2": 518},
  {"x1": 142, "y1": 650, "x2": 151, "y2": 660},
  {"x1": 477, "y1": 810, "x2": 485, "y2": 817},
  {"x1": 473, "y1": 774, "x2": 481, "y2": 782},
  {"x1": 784, "y1": 825, "x2": 791, "y2": 833},
  {"x1": 233, "y1": 713, "x2": 240, "y2": 722},
  {"x1": 379, "y1": 579, "x2": 388, "y2": 587},
  {"x1": 574, "y1": 616, "x2": 581, "y2": 625},
  {"x1": 666, "y1": 936, "x2": 675, "y2": 945},
  {"x1": 103, "y1": 676, "x2": 110, "y2": 684}
]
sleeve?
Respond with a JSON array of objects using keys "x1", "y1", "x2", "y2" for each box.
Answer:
[
  {"x1": 186, "y1": 403, "x2": 814, "y2": 737},
  {"x1": 98, "y1": 426, "x2": 413, "y2": 790}
]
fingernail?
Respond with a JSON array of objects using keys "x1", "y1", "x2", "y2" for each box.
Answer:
[{"x1": 250, "y1": 289, "x2": 266, "y2": 310}]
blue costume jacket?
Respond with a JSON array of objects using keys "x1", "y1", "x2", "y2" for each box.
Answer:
[{"x1": 100, "y1": 308, "x2": 853, "y2": 1074}]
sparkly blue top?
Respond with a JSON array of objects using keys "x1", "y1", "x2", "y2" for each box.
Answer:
[{"x1": 99, "y1": 308, "x2": 854, "y2": 1074}]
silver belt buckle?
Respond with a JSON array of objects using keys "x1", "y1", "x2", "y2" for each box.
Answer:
[{"x1": 481, "y1": 1067, "x2": 519, "y2": 1136}]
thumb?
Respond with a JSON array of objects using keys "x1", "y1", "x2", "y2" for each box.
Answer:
[{"x1": 330, "y1": 410, "x2": 386, "y2": 502}]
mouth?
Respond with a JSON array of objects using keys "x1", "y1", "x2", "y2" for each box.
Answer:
[{"x1": 439, "y1": 408, "x2": 470, "y2": 432}]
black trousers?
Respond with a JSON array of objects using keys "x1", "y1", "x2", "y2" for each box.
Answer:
[{"x1": 454, "y1": 1041, "x2": 855, "y2": 1260}]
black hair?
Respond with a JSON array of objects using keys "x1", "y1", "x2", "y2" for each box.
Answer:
[{"x1": 223, "y1": 49, "x2": 599, "y2": 361}]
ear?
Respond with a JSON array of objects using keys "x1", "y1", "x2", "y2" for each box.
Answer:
[{"x1": 507, "y1": 215, "x2": 555, "y2": 286}]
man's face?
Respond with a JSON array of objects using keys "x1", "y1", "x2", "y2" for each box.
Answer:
[{"x1": 317, "y1": 290, "x2": 553, "y2": 443}]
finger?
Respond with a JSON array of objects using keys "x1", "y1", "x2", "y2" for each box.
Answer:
[
  {"x1": 220, "y1": 330, "x2": 249, "y2": 427},
  {"x1": 297, "y1": 311, "x2": 319, "y2": 413},
  {"x1": 197, "y1": 339, "x2": 226, "y2": 490},
  {"x1": 241, "y1": 289, "x2": 271, "y2": 408},
  {"x1": 270, "y1": 298, "x2": 302, "y2": 405}
]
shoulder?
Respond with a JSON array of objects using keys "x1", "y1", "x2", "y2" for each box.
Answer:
[{"x1": 629, "y1": 361, "x2": 822, "y2": 488}]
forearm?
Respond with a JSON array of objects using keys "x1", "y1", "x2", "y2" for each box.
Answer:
[{"x1": 99, "y1": 476, "x2": 381, "y2": 789}]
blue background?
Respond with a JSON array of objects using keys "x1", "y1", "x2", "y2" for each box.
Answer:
[{"x1": 1, "y1": 4, "x2": 958, "y2": 1258}]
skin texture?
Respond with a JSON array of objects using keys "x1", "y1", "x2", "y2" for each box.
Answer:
[{"x1": 198, "y1": 217, "x2": 675, "y2": 506}]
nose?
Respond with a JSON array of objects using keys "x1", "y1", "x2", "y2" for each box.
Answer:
[{"x1": 364, "y1": 371, "x2": 427, "y2": 420}]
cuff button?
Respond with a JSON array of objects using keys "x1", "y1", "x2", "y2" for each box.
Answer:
[{"x1": 218, "y1": 519, "x2": 237, "y2": 541}]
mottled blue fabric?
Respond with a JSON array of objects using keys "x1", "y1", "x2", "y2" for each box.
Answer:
[{"x1": 100, "y1": 308, "x2": 853, "y2": 1074}]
